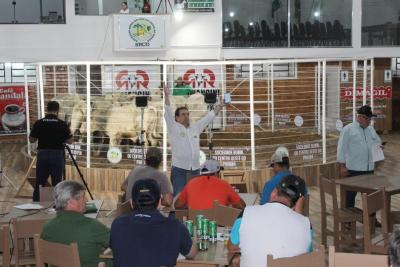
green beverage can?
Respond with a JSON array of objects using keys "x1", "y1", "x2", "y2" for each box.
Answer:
[
  {"x1": 197, "y1": 239, "x2": 208, "y2": 251},
  {"x1": 196, "y1": 215, "x2": 204, "y2": 236},
  {"x1": 209, "y1": 220, "x2": 217, "y2": 243},
  {"x1": 184, "y1": 220, "x2": 194, "y2": 237},
  {"x1": 201, "y1": 218, "x2": 209, "y2": 240}
]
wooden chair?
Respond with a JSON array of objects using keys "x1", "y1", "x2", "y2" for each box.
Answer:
[
  {"x1": 12, "y1": 218, "x2": 47, "y2": 266},
  {"x1": 34, "y1": 234, "x2": 81, "y2": 267},
  {"x1": 361, "y1": 188, "x2": 390, "y2": 254},
  {"x1": 319, "y1": 177, "x2": 363, "y2": 250},
  {"x1": 303, "y1": 194, "x2": 310, "y2": 217},
  {"x1": 328, "y1": 246, "x2": 388, "y2": 267},
  {"x1": 39, "y1": 185, "x2": 54, "y2": 202},
  {"x1": 213, "y1": 201, "x2": 241, "y2": 227},
  {"x1": 188, "y1": 208, "x2": 214, "y2": 221},
  {"x1": 230, "y1": 183, "x2": 248, "y2": 193},
  {"x1": 0, "y1": 225, "x2": 10, "y2": 267},
  {"x1": 267, "y1": 244, "x2": 325, "y2": 267},
  {"x1": 116, "y1": 200, "x2": 132, "y2": 217}
]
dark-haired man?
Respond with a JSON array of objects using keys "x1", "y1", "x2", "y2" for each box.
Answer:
[
  {"x1": 163, "y1": 85, "x2": 223, "y2": 195},
  {"x1": 29, "y1": 101, "x2": 72, "y2": 201},
  {"x1": 110, "y1": 179, "x2": 197, "y2": 267},
  {"x1": 122, "y1": 147, "x2": 173, "y2": 206},
  {"x1": 228, "y1": 175, "x2": 312, "y2": 267}
]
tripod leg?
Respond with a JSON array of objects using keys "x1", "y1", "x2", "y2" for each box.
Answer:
[
  {"x1": 167, "y1": 0, "x2": 174, "y2": 13},
  {"x1": 156, "y1": 0, "x2": 163, "y2": 13}
]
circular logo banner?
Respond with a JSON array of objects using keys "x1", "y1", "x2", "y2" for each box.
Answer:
[
  {"x1": 107, "y1": 147, "x2": 122, "y2": 164},
  {"x1": 129, "y1": 18, "x2": 156, "y2": 46}
]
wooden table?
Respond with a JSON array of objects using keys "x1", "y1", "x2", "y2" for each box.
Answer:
[
  {"x1": 0, "y1": 200, "x2": 103, "y2": 224},
  {"x1": 335, "y1": 174, "x2": 400, "y2": 226}
]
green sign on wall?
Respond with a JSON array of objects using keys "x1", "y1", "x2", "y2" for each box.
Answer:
[{"x1": 175, "y1": 0, "x2": 214, "y2": 12}]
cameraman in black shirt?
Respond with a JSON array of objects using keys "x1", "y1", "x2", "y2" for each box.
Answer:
[{"x1": 29, "y1": 101, "x2": 73, "y2": 201}]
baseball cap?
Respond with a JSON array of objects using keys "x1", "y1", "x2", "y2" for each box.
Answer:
[
  {"x1": 131, "y1": 179, "x2": 161, "y2": 206},
  {"x1": 357, "y1": 105, "x2": 376, "y2": 118},
  {"x1": 277, "y1": 175, "x2": 306, "y2": 204},
  {"x1": 200, "y1": 159, "x2": 220, "y2": 175},
  {"x1": 270, "y1": 150, "x2": 289, "y2": 167}
]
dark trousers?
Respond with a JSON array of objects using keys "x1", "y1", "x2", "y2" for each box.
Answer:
[
  {"x1": 345, "y1": 169, "x2": 374, "y2": 208},
  {"x1": 171, "y1": 166, "x2": 199, "y2": 197},
  {"x1": 33, "y1": 149, "x2": 64, "y2": 201}
]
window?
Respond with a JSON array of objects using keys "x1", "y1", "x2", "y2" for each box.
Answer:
[
  {"x1": 0, "y1": 63, "x2": 36, "y2": 84},
  {"x1": 362, "y1": 0, "x2": 400, "y2": 46},
  {"x1": 0, "y1": 0, "x2": 65, "y2": 24},
  {"x1": 222, "y1": 0, "x2": 352, "y2": 48},
  {"x1": 234, "y1": 63, "x2": 297, "y2": 80}
]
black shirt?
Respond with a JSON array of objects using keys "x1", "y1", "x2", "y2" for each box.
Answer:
[
  {"x1": 30, "y1": 114, "x2": 72, "y2": 150},
  {"x1": 110, "y1": 210, "x2": 192, "y2": 267}
]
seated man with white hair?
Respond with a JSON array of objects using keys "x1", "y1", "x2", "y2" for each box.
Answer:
[{"x1": 41, "y1": 181, "x2": 110, "y2": 267}]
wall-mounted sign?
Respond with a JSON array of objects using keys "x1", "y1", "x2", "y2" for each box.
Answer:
[
  {"x1": 174, "y1": 0, "x2": 214, "y2": 12},
  {"x1": 294, "y1": 115, "x2": 303, "y2": 127},
  {"x1": 384, "y1": 70, "x2": 392, "y2": 83},
  {"x1": 340, "y1": 70, "x2": 349, "y2": 82},
  {"x1": 293, "y1": 142, "x2": 322, "y2": 161},
  {"x1": 114, "y1": 15, "x2": 166, "y2": 50},
  {"x1": 340, "y1": 86, "x2": 392, "y2": 100},
  {"x1": 102, "y1": 65, "x2": 161, "y2": 94},
  {"x1": 211, "y1": 147, "x2": 249, "y2": 167},
  {"x1": 126, "y1": 146, "x2": 147, "y2": 165},
  {"x1": 107, "y1": 147, "x2": 123, "y2": 164},
  {"x1": 0, "y1": 85, "x2": 26, "y2": 135},
  {"x1": 173, "y1": 65, "x2": 222, "y2": 95}
]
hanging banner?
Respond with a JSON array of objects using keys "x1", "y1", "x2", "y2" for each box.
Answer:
[
  {"x1": 114, "y1": 15, "x2": 166, "y2": 50},
  {"x1": 101, "y1": 65, "x2": 161, "y2": 94},
  {"x1": 173, "y1": 65, "x2": 222, "y2": 95},
  {"x1": 340, "y1": 86, "x2": 392, "y2": 100},
  {"x1": 0, "y1": 85, "x2": 26, "y2": 135},
  {"x1": 174, "y1": 0, "x2": 214, "y2": 12}
]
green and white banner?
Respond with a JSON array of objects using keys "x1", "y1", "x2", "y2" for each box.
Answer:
[
  {"x1": 174, "y1": 0, "x2": 214, "y2": 12},
  {"x1": 114, "y1": 15, "x2": 166, "y2": 50}
]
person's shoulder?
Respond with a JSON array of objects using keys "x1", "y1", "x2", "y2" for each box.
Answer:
[{"x1": 111, "y1": 214, "x2": 131, "y2": 229}]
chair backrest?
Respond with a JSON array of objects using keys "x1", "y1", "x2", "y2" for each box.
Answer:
[
  {"x1": 267, "y1": 244, "x2": 325, "y2": 267},
  {"x1": 116, "y1": 200, "x2": 132, "y2": 217},
  {"x1": 34, "y1": 234, "x2": 81, "y2": 267},
  {"x1": 12, "y1": 218, "x2": 47, "y2": 266},
  {"x1": 213, "y1": 201, "x2": 241, "y2": 227},
  {"x1": 230, "y1": 183, "x2": 247, "y2": 193},
  {"x1": 0, "y1": 225, "x2": 10, "y2": 267},
  {"x1": 39, "y1": 185, "x2": 54, "y2": 202},
  {"x1": 328, "y1": 246, "x2": 388, "y2": 267},
  {"x1": 188, "y1": 208, "x2": 214, "y2": 221},
  {"x1": 303, "y1": 194, "x2": 310, "y2": 217},
  {"x1": 319, "y1": 177, "x2": 339, "y2": 215},
  {"x1": 362, "y1": 188, "x2": 389, "y2": 254}
]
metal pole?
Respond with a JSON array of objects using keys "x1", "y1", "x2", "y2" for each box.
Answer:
[
  {"x1": 267, "y1": 64, "x2": 271, "y2": 126},
  {"x1": 363, "y1": 59, "x2": 367, "y2": 105},
  {"x1": 39, "y1": 64, "x2": 45, "y2": 118},
  {"x1": 322, "y1": 60, "x2": 327, "y2": 164},
  {"x1": 249, "y1": 63, "x2": 256, "y2": 170},
  {"x1": 162, "y1": 63, "x2": 167, "y2": 172},
  {"x1": 352, "y1": 60, "x2": 357, "y2": 122},
  {"x1": 287, "y1": 0, "x2": 291, "y2": 47},
  {"x1": 86, "y1": 64, "x2": 91, "y2": 168},
  {"x1": 370, "y1": 58, "x2": 375, "y2": 126},
  {"x1": 24, "y1": 65, "x2": 31, "y2": 156},
  {"x1": 317, "y1": 61, "x2": 321, "y2": 134},
  {"x1": 271, "y1": 64, "x2": 275, "y2": 132}
]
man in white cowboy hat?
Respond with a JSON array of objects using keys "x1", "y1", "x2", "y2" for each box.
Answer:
[{"x1": 174, "y1": 159, "x2": 246, "y2": 210}]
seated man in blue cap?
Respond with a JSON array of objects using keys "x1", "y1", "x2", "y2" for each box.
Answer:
[{"x1": 110, "y1": 178, "x2": 197, "y2": 267}]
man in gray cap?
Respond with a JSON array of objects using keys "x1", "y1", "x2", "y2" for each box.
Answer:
[
  {"x1": 174, "y1": 159, "x2": 246, "y2": 210},
  {"x1": 337, "y1": 105, "x2": 383, "y2": 208}
]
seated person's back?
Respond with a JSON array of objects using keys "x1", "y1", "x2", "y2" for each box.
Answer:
[
  {"x1": 110, "y1": 179, "x2": 196, "y2": 267},
  {"x1": 41, "y1": 181, "x2": 110, "y2": 267},
  {"x1": 175, "y1": 159, "x2": 246, "y2": 210}
]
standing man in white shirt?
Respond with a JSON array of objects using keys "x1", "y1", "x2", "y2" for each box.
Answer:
[
  {"x1": 163, "y1": 85, "x2": 223, "y2": 196},
  {"x1": 337, "y1": 105, "x2": 382, "y2": 208}
]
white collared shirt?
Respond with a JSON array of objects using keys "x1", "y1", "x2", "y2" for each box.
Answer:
[
  {"x1": 164, "y1": 105, "x2": 215, "y2": 170},
  {"x1": 120, "y1": 8, "x2": 129, "y2": 14}
]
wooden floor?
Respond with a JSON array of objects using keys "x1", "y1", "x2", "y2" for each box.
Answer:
[{"x1": 1, "y1": 132, "x2": 400, "y2": 254}]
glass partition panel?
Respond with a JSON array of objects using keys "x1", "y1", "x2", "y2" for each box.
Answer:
[
  {"x1": 289, "y1": 0, "x2": 352, "y2": 47},
  {"x1": 362, "y1": 0, "x2": 400, "y2": 46}
]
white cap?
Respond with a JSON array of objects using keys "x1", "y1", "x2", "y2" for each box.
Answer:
[
  {"x1": 200, "y1": 159, "x2": 220, "y2": 175},
  {"x1": 270, "y1": 149, "x2": 289, "y2": 167}
]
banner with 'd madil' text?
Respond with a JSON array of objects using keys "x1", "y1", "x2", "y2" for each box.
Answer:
[{"x1": 0, "y1": 85, "x2": 26, "y2": 135}]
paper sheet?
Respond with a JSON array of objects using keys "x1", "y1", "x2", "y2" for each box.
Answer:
[
  {"x1": 372, "y1": 144, "x2": 385, "y2": 162},
  {"x1": 14, "y1": 203, "x2": 43, "y2": 210}
]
